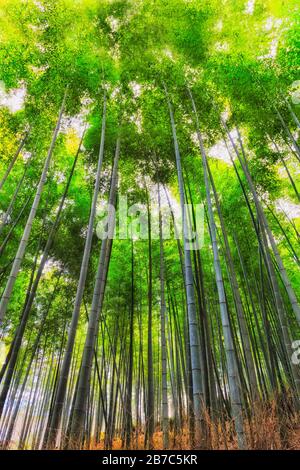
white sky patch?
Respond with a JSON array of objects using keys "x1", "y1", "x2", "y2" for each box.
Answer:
[
  {"x1": 275, "y1": 198, "x2": 300, "y2": 220},
  {"x1": 293, "y1": 128, "x2": 300, "y2": 143},
  {"x1": 277, "y1": 164, "x2": 288, "y2": 179},
  {"x1": 129, "y1": 109, "x2": 143, "y2": 133},
  {"x1": 245, "y1": 0, "x2": 255, "y2": 15},
  {"x1": 84, "y1": 161, "x2": 97, "y2": 182},
  {"x1": 289, "y1": 80, "x2": 300, "y2": 105},
  {"x1": 61, "y1": 115, "x2": 87, "y2": 138},
  {"x1": 161, "y1": 186, "x2": 181, "y2": 221},
  {"x1": 264, "y1": 17, "x2": 282, "y2": 32},
  {"x1": 191, "y1": 132, "x2": 198, "y2": 146},
  {"x1": 122, "y1": 177, "x2": 183, "y2": 240},
  {"x1": 53, "y1": 171, "x2": 66, "y2": 184},
  {"x1": 0, "y1": 209, "x2": 11, "y2": 225},
  {"x1": 221, "y1": 106, "x2": 231, "y2": 123},
  {"x1": 50, "y1": 198, "x2": 74, "y2": 220},
  {"x1": 270, "y1": 38, "x2": 278, "y2": 58},
  {"x1": 36, "y1": 42, "x2": 46, "y2": 53},
  {"x1": 151, "y1": 183, "x2": 182, "y2": 236},
  {"x1": 265, "y1": 17, "x2": 273, "y2": 31},
  {"x1": 184, "y1": 65, "x2": 201, "y2": 85},
  {"x1": 34, "y1": 1, "x2": 45, "y2": 12},
  {"x1": 215, "y1": 42, "x2": 229, "y2": 52},
  {"x1": 80, "y1": 225, "x2": 88, "y2": 239},
  {"x1": 60, "y1": 93, "x2": 92, "y2": 137},
  {"x1": 72, "y1": 115, "x2": 87, "y2": 137},
  {"x1": 110, "y1": 42, "x2": 120, "y2": 61},
  {"x1": 268, "y1": 139, "x2": 285, "y2": 153},
  {"x1": 113, "y1": 175, "x2": 182, "y2": 235},
  {"x1": 111, "y1": 86, "x2": 121, "y2": 100},
  {"x1": 29, "y1": 64, "x2": 48, "y2": 76},
  {"x1": 0, "y1": 83, "x2": 26, "y2": 113},
  {"x1": 208, "y1": 140, "x2": 232, "y2": 164},
  {"x1": 106, "y1": 16, "x2": 119, "y2": 32},
  {"x1": 163, "y1": 48, "x2": 175, "y2": 61},
  {"x1": 257, "y1": 37, "x2": 278, "y2": 60},
  {"x1": 22, "y1": 151, "x2": 32, "y2": 162},
  {"x1": 208, "y1": 129, "x2": 239, "y2": 165},
  {"x1": 130, "y1": 81, "x2": 142, "y2": 98},
  {"x1": 28, "y1": 24, "x2": 42, "y2": 33},
  {"x1": 214, "y1": 19, "x2": 223, "y2": 32},
  {"x1": 41, "y1": 258, "x2": 62, "y2": 275}
]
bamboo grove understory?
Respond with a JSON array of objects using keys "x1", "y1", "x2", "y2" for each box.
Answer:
[{"x1": 0, "y1": 0, "x2": 299, "y2": 450}]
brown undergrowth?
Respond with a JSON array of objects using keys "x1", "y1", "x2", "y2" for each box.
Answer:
[{"x1": 91, "y1": 399, "x2": 300, "y2": 450}]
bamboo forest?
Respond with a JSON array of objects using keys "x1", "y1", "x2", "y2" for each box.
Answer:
[{"x1": 0, "y1": 0, "x2": 299, "y2": 453}]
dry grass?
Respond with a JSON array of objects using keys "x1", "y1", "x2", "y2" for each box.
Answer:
[{"x1": 91, "y1": 399, "x2": 300, "y2": 451}]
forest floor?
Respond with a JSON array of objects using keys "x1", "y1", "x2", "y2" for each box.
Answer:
[
  {"x1": 7, "y1": 425, "x2": 300, "y2": 450},
  {"x1": 93, "y1": 404, "x2": 300, "y2": 450},
  {"x1": 93, "y1": 426, "x2": 300, "y2": 450}
]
